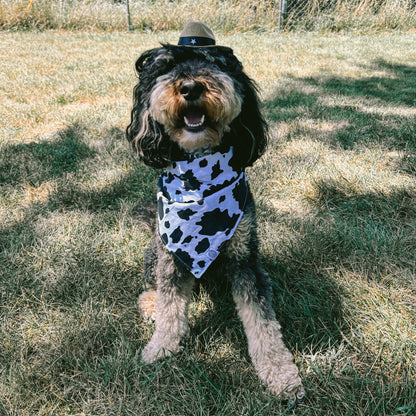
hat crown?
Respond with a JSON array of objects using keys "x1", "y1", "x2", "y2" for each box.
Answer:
[{"x1": 178, "y1": 21, "x2": 215, "y2": 47}]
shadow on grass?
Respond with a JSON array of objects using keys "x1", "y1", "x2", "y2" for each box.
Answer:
[
  {"x1": 0, "y1": 122, "x2": 157, "y2": 207},
  {"x1": 0, "y1": 123, "x2": 97, "y2": 186},
  {"x1": 306, "y1": 59, "x2": 416, "y2": 107},
  {"x1": 311, "y1": 177, "x2": 416, "y2": 219},
  {"x1": 0, "y1": 123, "x2": 100, "y2": 267},
  {"x1": 257, "y1": 59, "x2": 416, "y2": 350},
  {"x1": 0, "y1": 121, "x2": 157, "y2": 303},
  {"x1": 264, "y1": 59, "x2": 416, "y2": 151},
  {"x1": 257, "y1": 206, "x2": 346, "y2": 351},
  {"x1": 309, "y1": 178, "x2": 416, "y2": 273}
]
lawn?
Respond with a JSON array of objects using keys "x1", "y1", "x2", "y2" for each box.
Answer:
[{"x1": 0, "y1": 31, "x2": 415, "y2": 415}]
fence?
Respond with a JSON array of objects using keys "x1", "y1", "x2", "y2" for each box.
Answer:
[
  {"x1": 279, "y1": 0, "x2": 416, "y2": 31},
  {"x1": 110, "y1": 0, "x2": 416, "y2": 32},
  {"x1": 124, "y1": 0, "x2": 416, "y2": 32},
  {"x1": 2, "y1": 0, "x2": 416, "y2": 32}
]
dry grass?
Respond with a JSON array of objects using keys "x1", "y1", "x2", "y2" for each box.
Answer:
[
  {"x1": 0, "y1": 31, "x2": 416, "y2": 415},
  {"x1": 286, "y1": 0, "x2": 416, "y2": 32},
  {"x1": 1, "y1": 0, "x2": 416, "y2": 32},
  {"x1": 0, "y1": 0, "x2": 281, "y2": 32}
]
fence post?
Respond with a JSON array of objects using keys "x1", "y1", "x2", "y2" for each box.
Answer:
[
  {"x1": 278, "y1": 0, "x2": 288, "y2": 31},
  {"x1": 126, "y1": 0, "x2": 131, "y2": 31}
]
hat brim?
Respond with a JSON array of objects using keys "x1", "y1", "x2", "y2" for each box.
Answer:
[
  {"x1": 178, "y1": 36, "x2": 216, "y2": 47},
  {"x1": 161, "y1": 43, "x2": 234, "y2": 54}
]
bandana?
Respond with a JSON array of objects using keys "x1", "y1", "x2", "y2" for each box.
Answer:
[{"x1": 157, "y1": 147, "x2": 248, "y2": 278}]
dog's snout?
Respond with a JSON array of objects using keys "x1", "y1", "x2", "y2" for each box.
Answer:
[{"x1": 179, "y1": 80, "x2": 204, "y2": 101}]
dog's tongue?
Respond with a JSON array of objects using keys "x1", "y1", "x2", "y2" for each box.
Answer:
[
  {"x1": 184, "y1": 110, "x2": 205, "y2": 127},
  {"x1": 186, "y1": 112, "x2": 203, "y2": 124}
]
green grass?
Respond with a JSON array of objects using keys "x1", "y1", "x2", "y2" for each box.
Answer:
[{"x1": 1, "y1": 31, "x2": 416, "y2": 415}]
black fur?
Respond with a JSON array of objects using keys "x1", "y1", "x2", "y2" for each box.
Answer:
[
  {"x1": 126, "y1": 44, "x2": 268, "y2": 169},
  {"x1": 126, "y1": 42, "x2": 304, "y2": 402}
]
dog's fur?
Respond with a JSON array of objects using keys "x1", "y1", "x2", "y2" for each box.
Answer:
[{"x1": 126, "y1": 43, "x2": 304, "y2": 401}]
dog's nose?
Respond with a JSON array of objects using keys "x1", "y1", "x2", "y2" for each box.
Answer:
[{"x1": 179, "y1": 80, "x2": 204, "y2": 101}]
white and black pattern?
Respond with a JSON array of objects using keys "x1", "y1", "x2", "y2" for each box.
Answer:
[{"x1": 157, "y1": 147, "x2": 248, "y2": 277}]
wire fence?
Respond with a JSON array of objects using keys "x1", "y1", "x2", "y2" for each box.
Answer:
[
  {"x1": 278, "y1": 0, "x2": 416, "y2": 31},
  {"x1": 2, "y1": 0, "x2": 416, "y2": 32}
]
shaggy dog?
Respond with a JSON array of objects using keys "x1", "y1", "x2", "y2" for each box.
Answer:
[{"x1": 126, "y1": 28, "x2": 305, "y2": 402}]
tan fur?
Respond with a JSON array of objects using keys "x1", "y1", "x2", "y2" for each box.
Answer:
[
  {"x1": 233, "y1": 290, "x2": 304, "y2": 400},
  {"x1": 138, "y1": 290, "x2": 157, "y2": 322},
  {"x1": 170, "y1": 127, "x2": 222, "y2": 152},
  {"x1": 148, "y1": 72, "x2": 242, "y2": 152},
  {"x1": 225, "y1": 213, "x2": 252, "y2": 262}
]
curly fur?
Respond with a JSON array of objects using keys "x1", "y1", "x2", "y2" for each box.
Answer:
[
  {"x1": 127, "y1": 43, "x2": 305, "y2": 403},
  {"x1": 126, "y1": 44, "x2": 267, "y2": 169}
]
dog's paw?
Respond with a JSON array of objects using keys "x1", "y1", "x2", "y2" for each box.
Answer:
[
  {"x1": 141, "y1": 336, "x2": 182, "y2": 364},
  {"x1": 141, "y1": 341, "x2": 171, "y2": 364},
  {"x1": 138, "y1": 290, "x2": 157, "y2": 322},
  {"x1": 260, "y1": 361, "x2": 305, "y2": 404},
  {"x1": 277, "y1": 374, "x2": 306, "y2": 407}
]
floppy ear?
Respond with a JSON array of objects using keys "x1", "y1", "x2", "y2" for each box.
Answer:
[
  {"x1": 126, "y1": 105, "x2": 172, "y2": 168},
  {"x1": 126, "y1": 48, "x2": 176, "y2": 168},
  {"x1": 227, "y1": 74, "x2": 268, "y2": 169}
]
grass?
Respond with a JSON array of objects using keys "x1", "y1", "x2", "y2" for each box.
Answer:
[
  {"x1": 1, "y1": 0, "x2": 416, "y2": 32},
  {"x1": 0, "y1": 30, "x2": 416, "y2": 415}
]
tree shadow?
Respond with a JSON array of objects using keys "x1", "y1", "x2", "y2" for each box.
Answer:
[
  {"x1": 308, "y1": 177, "x2": 416, "y2": 275},
  {"x1": 0, "y1": 123, "x2": 97, "y2": 186},
  {"x1": 257, "y1": 204, "x2": 346, "y2": 350},
  {"x1": 257, "y1": 59, "x2": 416, "y2": 351},
  {"x1": 263, "y1": 59, "x2": 416, "y2": 151},
  {"x1": 306, "y1": 59, "x2": 416, "y2": 107},
  {"x1": 0, "y1": 121, "x2": 157, "y2": 305},
  {"x1": 311, "y1": 177, "x2": 416, "y2": 220},
  {"x1": 47, "y1": 167, "x2": 157, "y2": 212}
]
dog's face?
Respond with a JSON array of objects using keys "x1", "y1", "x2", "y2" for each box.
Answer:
[
  {"x1": 148, "y1": 57, "x2": 243, "y2": 153},
  {"x1": 126, "y1": 45, "x2": 267, "y2": 169}
]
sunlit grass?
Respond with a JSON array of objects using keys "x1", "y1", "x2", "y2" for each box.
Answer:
[
  {"x1": 0, "y1": 31, "x2": 415, "y2": 415},
  {"x1": 1, "y1": 0, "x2": 416, "y2": 32}
]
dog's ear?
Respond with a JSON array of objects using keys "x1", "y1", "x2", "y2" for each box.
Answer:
[
  {"x1": 126, "y1": 48, "x2": 176, "y2": 168},
  {"x1": 227, "y1": 74, "x2": 268, "y2": 169},
  {"x1": 134, "y1": 48, "x2": 155, "y2": 74},
  {"x1": 126, "y1": 105, "x2": 172, "y2": 168}
]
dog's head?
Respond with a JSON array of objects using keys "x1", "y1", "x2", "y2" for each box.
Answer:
[{"x1": 126, "y1": 44, "x2": 267, "y2": 169}]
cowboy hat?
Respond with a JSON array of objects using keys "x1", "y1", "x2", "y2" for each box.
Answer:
[{"x1": 177, "y1": 21, "x2": 216, "y2": 47}]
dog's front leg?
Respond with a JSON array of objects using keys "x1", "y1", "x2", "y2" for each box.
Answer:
[
  {"x1": 230, "y1": 265, "x2": 305, "y2": 403},
  {"x1": 141, "y1": 250, "x2": 194, "y2": 363}
]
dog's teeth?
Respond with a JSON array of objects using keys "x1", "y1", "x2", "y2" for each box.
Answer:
[{"x1": 184, "y1": 114, "x2": 205, "y2": 128}]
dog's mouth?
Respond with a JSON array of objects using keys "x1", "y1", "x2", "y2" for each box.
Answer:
[
  {"x1": 182, "y1": 109, "x2": 206, "y2": 132},
  {"x1": 170, "y1": 104, "x2": 225, "y2": 152}
]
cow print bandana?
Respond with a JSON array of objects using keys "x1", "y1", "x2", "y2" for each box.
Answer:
[{"x1": 157, "y1": 147, "x2": 248, "y2": 278}]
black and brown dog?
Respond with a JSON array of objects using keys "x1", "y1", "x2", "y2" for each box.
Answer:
[{"x1": 126, "y1": 22, "x2": 304, "y2": 402}]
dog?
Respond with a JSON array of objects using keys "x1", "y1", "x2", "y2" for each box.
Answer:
[{"x1": 126, "y1": 22, "x2": 305, "y2": 402}]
